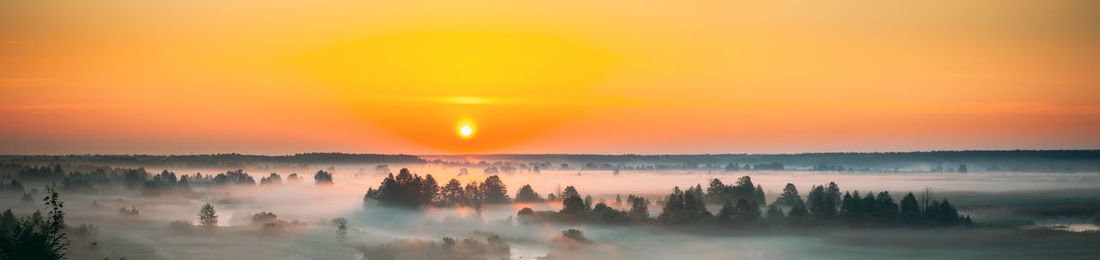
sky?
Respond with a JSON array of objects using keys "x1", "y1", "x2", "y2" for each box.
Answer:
[{"x1": 1, "y1": 0, "x2": 1099, "y2": 155}]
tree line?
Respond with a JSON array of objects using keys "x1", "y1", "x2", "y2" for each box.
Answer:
[
  {"x1": 515, "y1": 176, "x2": 972, "y2": 228},
  {"x1": 1, "y1": 164, "x2": 339, "y2": 196},
  {"x1": 363, "y1": 168, "x2": 510, "y2": 209}
]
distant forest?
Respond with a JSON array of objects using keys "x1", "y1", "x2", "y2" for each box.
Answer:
[
  {"x1": 426, "y1": 150, "x2": 1100, "y2": 173},
  {"x1": 1, "y1": 150, "x2": 1098, "y2": 173}
]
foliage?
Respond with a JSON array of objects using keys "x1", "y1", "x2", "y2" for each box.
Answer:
[
  {"x1": 365, "y1": 169, "x2": 439, "y2": 208},
  {"x1": 365, "y1": 169, "x2": 513, "y2": 209},
  {"x1": 313, "y1": 170, "x2": 334, "y2": 185},
  {"x1": 259, "y1": 173, "x2": 282, "y2": 185},
  {"x1": 251, "y1": 212, "x2": 277, "y2": 224},
  {"x1": 358, "y1": 235, "x2": 510, "y2": 260},
  {"x1": 706, "y1": 177, "x2": 765, "y2": 206},
  {"x1": 332, "y1": 218, "x2": 348, "y2": 236},
  {"x1": 658, "y1": 186, "x2": 712, "y2": 224},
  {"x1": 0, "y1": 188, "x2": 68, "y2": 260},
  {"x1": 198, "y1": 203, "x2": 218, "y2": 228},
  {"x1": 513, "y1": 184, "x2": 543, "y2": 203}
]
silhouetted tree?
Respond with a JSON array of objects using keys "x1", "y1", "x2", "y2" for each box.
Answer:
[
  {"x1": 440, "y1": 179, "x2": 464, "y2": 206},
  {"x1": 874, "y1": 191, "x2": 899, "y2": 223},
  {"x1": 734, "y1": 199, "x2": 761, "y2": 223},
  {"x1": 514, "y1": 184, "x2": 543, "y2": 203},
  {"x1": 774, "y1": 183, "x2": 805, "y2": 208},
  {"x1": 214, "y1": 169, "x2": 255, "y2": 185},
  {"x1": 260, "y1": 173, "x2": 282, "y2": 185},
  {"x1": 421, "y1": 174, "x2": 439, "y2": 204},
  {"x1": 314, "y1": 170, "x2": 334, "y2": 185},
  {"x1": 658, "y1": 187, "x2": 712, "y2": 224},
  {"x1": 199, "y1": 203, "x2": 218, "y2": 228},
  {"x1": 627, "y1": 195, "x2": 649, "y2": 221},
  {"x1": 561, "y1": 186, "x2": 580, "y2": 199},
  {"x1": 0, "y1": 188, "x2": 68, "y2": 260},
  {"x1": 480, "y1": 175, "x2": 509, "y2": 203},
  {"x1": 766, "y1": 204, "x2": 785, "y2": 224},
  {"x1": 588, "y1": 203, "x2": 629, "y2": 224},
  {"x1": 900, "y1": 192, "x2": 921, "y2": 225},
  {"x1": 560, "y1": 196, "x2": 587, "y2": 220},
  {"x1": 366, "y1": 169, "x2": 440, "y2": 208}
]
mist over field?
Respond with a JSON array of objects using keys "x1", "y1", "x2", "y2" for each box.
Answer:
[{"x1": 1, "y1": 152, "x2": 1099, "y2": 259}]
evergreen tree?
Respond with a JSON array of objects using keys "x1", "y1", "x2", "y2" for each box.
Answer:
[
  {"x1": 734, "y1": 199, "x2": 760, "y2": 223},
  {"x1": 899, "y1": 192, "x2": 921, "y2": 225},
  {"x1": 560, "y1": 196, "x2": 587, "y2": 220},
  {"x1": 875, "y1": 191, "x2": 899, "y2": 223},
  {"x1": 199, "y1": 203, "x2": 218, "y2": 228},
  {"x1": 774, "y1": 183, "x2": 805, "y2": 208},
  {"x1": 627, "y1": 195, "x2": 649, "y2": 221},
  {"x1": 717, "y1": 200, "x2": 736, "y2": 223},
  {"x1": 480, "y1": 175, "x2": 510, "y2": 203},
  {"x1": 561, "y1": 186, "x2": 581, "y2": 199},
  {"x1": 765, "y1": 204, "x2": 785, "y2": 224}
]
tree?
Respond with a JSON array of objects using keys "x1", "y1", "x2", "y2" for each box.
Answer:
[
  {"x1": 314, "y1": 170, "x2": 334, "y2": 185},
  {"x1": 421, "y1": 174, "x2": 439, "y2": 204},
  {"x1": 765, "y1": 204, "x2": 785, "y2": 223},
  {"x1": 734, "y1": 199, "x2": 760, "y2": 223},
  {"x1": 787, "y1": 203, "x2": 810, "y2": 224},
  {"x1": 899, "y1": 192, "x2": 921, "y2": 225},
  {"x1": 480, "y1": 175, "x2": 509, "y2": 203},
  {"x1": 588, "y1": 203, "x2": 629, "y2": 224},
  {"x1": 517, "y1": 207, "x2": 535, "y2": 218},
  {"x1": 774, "y1": 183, "x2": 805, "y2": 208},
  {"x1": 874, "y1": 191, "x2": 899, "y2": 223},
  {"x1": 366, "y1": 169, "x2": 440, "y2": 208},
  {"x1": 936, "y1": 199, "x2": 960, "y2": 225},
  {"x1": 440, "y1": 179, "x2": 465, "y2": 206},
  {"x1": 561, "y1": 186, "x2": 580, "y2": 199},
  {"x1": 658, "y1": 187, "x2": 711, "y2": 224},
  {"x1": 919, "y1": 187, "x2": 933, "y2": 214},
  {"x1": 717, "y1": 200, "x2": 736, "y2": 223},
  {"x1": 627, "y1": 195, "x2": 649, "y2": 221},
  {"x1": 0, "y1": 188, "x2": 68, "y2": 260},
  {"x1": 199, "y1": 203, "x2": 218, "y2": 228},
  {"x1": 583, "y1": 195, "x2": 593, "y2": 211},
  {"x1": 754, "y1": 185, "x2": 767, "y2": 206},
  {"x1": 839, "y1": 191, "x2": 860, "y2": 223},
  {"x1": 514, "y1": 184, "x2": 543, "y2": 203},
  {"x1": 861, "y1": 192, "x2": 878, "y2": 223},
  {"x1": 332, "y1": 217, "x2": 348, "y2": 236},
  {"x1": 464, "y1": 181, "x2": 483, "y2": 207},
  {"x1": 260, "y1": 173, "x2": 282, "y2": 185},
  {"x1": 560, "y1": 196, "x2": 587, "y2": 219}
]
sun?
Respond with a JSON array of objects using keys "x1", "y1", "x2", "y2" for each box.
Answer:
[{"x1": 458, "y1": 123, "x2": 474, "y2": 139}]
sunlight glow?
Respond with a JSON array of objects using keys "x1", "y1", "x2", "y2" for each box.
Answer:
[{"x1": 458, "y1": 124, "x2": 474, "y2": 139}]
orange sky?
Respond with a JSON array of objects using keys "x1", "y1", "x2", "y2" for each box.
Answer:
[{"x1": 2, "y1": 0, "x2": 1099, "y2": 154}]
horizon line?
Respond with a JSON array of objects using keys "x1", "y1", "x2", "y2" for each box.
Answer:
[{"x1": 2, "y1": 149, "x2": 1099, "y2": 158}]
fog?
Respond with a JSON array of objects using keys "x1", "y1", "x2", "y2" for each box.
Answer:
[{"x1": 2, "y1": 162, "x2": 1099, "y2": 259}]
